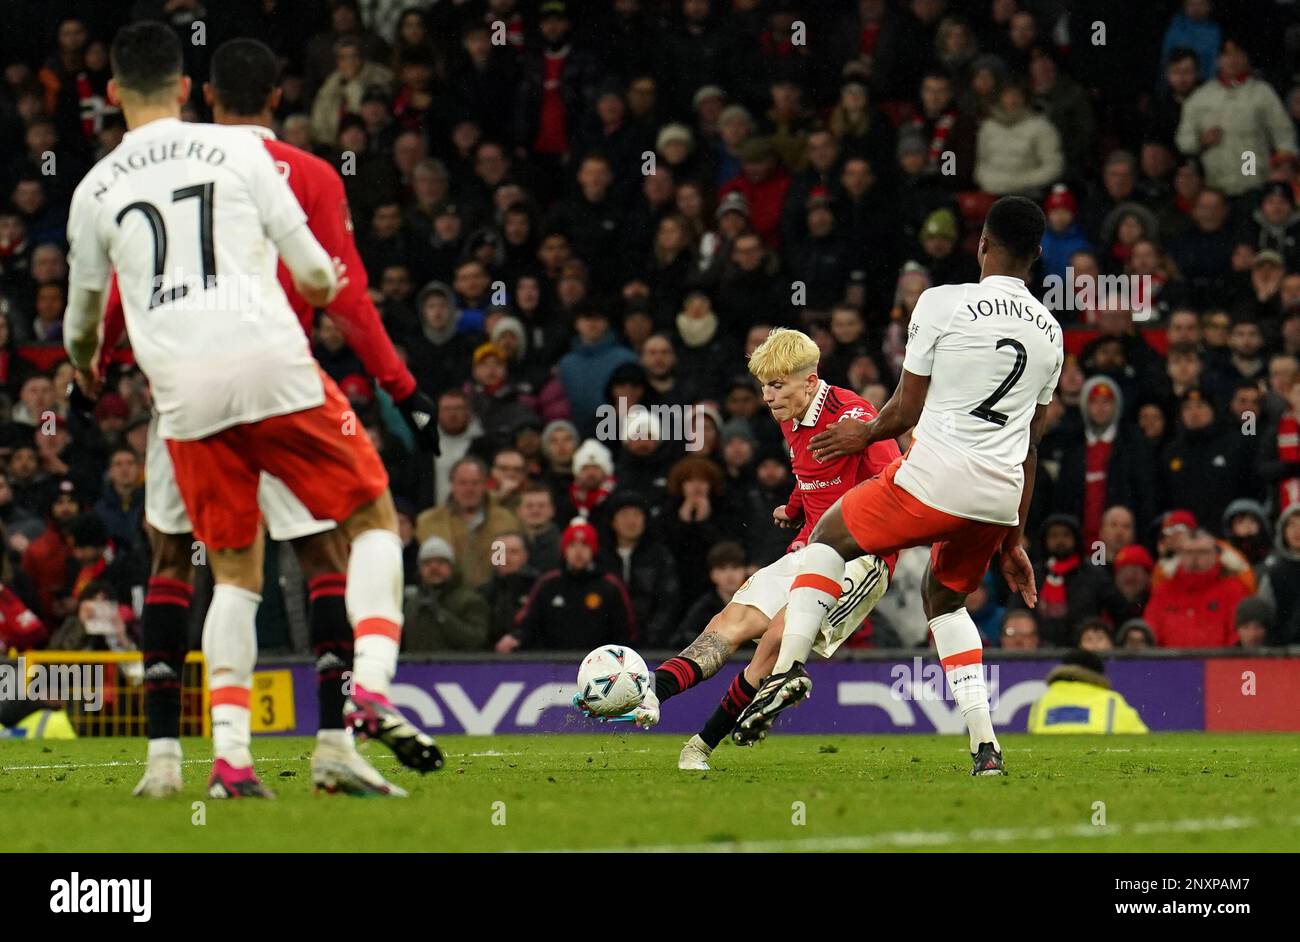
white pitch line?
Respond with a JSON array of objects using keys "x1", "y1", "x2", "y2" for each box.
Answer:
[{"x1": 537, "y1": 814, "x2": 1300, "y2": 853}]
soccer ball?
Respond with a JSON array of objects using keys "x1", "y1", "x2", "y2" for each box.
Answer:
[{"x1": 576, "y1": 645, "x2": 650, "y2": 717}]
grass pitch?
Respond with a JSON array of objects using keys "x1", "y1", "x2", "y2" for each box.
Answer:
[{"x1": 1, "y1": 733, "x2": 1297, "y2": 852}]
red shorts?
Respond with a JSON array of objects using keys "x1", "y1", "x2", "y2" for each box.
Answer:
[
  {"x1": 166, "y1": 372, "x2": 388, "y2": 551},
  {"x1": 839, "y1": 456, "x2": 1011, "y2": 595}
]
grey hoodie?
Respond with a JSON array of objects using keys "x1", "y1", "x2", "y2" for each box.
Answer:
[
  {"x1": 416, "y1": 280, "x2": 459, "y2": 345},
  {"x1": 1080, "y1": 374, "x2": 1122, "y2": 444}
]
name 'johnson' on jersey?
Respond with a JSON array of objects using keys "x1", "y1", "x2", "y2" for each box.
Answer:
[{"x1": 893, "y1": 276, "x2": 1065, "y2": 527}]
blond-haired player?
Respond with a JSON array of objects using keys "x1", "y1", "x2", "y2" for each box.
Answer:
[{"x1": 580, "y1": 328, "x2": 900, "y2": 769}]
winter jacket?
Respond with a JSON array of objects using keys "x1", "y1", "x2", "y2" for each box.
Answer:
[
  {"x1": 414, "y1": 499, "x2": 521, "y2": 590},
  {"x1": 1256, "y1": 504, "x2": 1300, "y2": 644},
  {"x1": 0, "y1": 584, "x2": 45, "y2": 651},
  {"x1": 1039, "y1": 222, "x2": 1094, "y2": 300},
  {"x1": 557, "y1": 331, "x2": 639, "y2": 437},
  {"x1": 309, "y1": 62, "x2": 394, "y2": 145},
  {"x1": 509, "y1": 565, "x2": 635, "y2": 651},
  {"x1": 1027, "y1": 666, "x2": 1148, "y2": 734},
  {"x1": 1144, "y1": 562, "x2": 1247, "y2": 648},
  {"x1": 401, "y1": 574, "x2": 490, "y2": 652},
  {"x1": 598, "y1": 539, "x2": 680, "y2": 648},
  {"x1": 974, "y1": 107, "x2": 1064, "y2": 197},
  {"x1": 481, "y1": 568, "x2": 539, "y2": 646},
  {"x1": 1052, "y1": 376, "x2": 1158, "y2": 536},
  {"x1": 1160, "y1": 423, "x2": 1258, "y2": 533},
  {"x1": 1176, "y1": 76, "x2": 1298, "y2": 196},
  {"x1": 717, "y1": 168, "x2": 792, "y2": 249}
]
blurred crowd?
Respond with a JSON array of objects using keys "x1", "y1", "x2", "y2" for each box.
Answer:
[{"x1": 2, "y1": 0, "x2": 1300, "y2": 657}]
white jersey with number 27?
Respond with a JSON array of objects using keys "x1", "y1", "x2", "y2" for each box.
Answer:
[
  {"x1": 893, "y1": 275, "x2": 1064, "y2": 526},
  {"x1": 66, "y1": 117, "x2": 322, "y2": 441}
]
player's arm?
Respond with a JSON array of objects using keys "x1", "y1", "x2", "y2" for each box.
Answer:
[
  {"x1": 998, "y1": 401, "x2": 1050, "y2": 608},
  {"x1": 307, "y1": 169, "x2": 437, "y2": 451},
  {"x1": 63, "y1": 183, "x2": 109, "y2": 395},
  {"x1": 810, "y1": 370, "x2": 929, "y2": 462},
  {"x1": 776, "y1": 484, "x2": 804, "y2": 528},
  {"x1": 248, "y1": 144, "x2": 339, "y2": 305}
]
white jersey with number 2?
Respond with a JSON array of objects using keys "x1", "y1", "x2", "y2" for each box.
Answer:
[
  {"x1": 66, "y1": 117, "x2": 323, "y2": 441},
  {"x1": 893, "y1": 275, "x2": 1064, "y2": 526}
]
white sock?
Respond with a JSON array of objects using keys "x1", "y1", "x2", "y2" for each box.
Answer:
[
  {"x1": 346, "y1": 528, "x2": 404, "y2": 696},
  {"x1": 316, "y1": 728, "x2": 352, "y2": 749},
  {"x1": 774, "y1": 544, "x2": 845, "y2": 674},
  {"x1": 146, "y1": 738, "x2": 181, "y2": 762},
  {"x1": 203, "y1": 584, "x2": 260, "y2": 767},
  {"x1": 930, "y1": 609, "x2": 998, "y2": 752}
]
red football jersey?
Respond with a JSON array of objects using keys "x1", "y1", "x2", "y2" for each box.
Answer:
[
  {"x1": 781, "y1": 381, "x2": 901, "y2": 568},
  {"x1": 99, "y1": 127, "x2": 415, "y2": 402}
]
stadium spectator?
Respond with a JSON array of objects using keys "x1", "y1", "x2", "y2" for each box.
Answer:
[
  {"x1": 414, "y1": 456, "x2": 519, "y2": 591},
  {"x1": 598, "y1": 489, "x2": 679, "y2": 648},
  {"x1": 1145, "y1": 528, "x2": 1248, "y2": 647},
  {"x1": 1233, "y1": 595, "x2": 1274, "y2": 650},
  {"x1": 1098, "y1": 505, "x2": 1137, "y2": 564},
  {"x1": 1112, "y1": 544, "x2": 1155, "y2": 622},
  {"x1": 1075, "y1": 617, "x2": 1115, "y2": 653},
  {"x1": 972, "y1": 79, "x2": 1063, "y2": 198},
  {"x1": 401, "y1": 536, "x2": 490, "y2": 652},
  {"x1": 1257, "y1": 504, "x2": 1300, "y2": 644},
  {"x1": 515, "y1": 482, "x2": 562, "y2": 575},
  {"x1": 676, "y1": 539, "x2": 747, "y2": 650},
  {"x1": 999, "y1": 609, "x2": 1041, "y2": 651},
  {"x1": 1020, "y1": 514, "x2": 1126, "y2": 646},
  {"x1": 497, "y1": 519, "x2": 634, "y2": 652},
  {"x1": 1053, "y1": 376, "x2": 1157, "y2": 547},
  {"x1": 1175, "y1": 37, "x2": 1296, "y2": 199},
  {"x1": 1117, "y1": 618, "x2": 1157, "y2": 650},
  {"x1": 46, "y1": 579, "x2": 131, "y2": 652},
  {"x1": 92, "y1": 446, "x2": 144, "y2": 560},
  {"x1": 1026, "y1": 649, "x2": 1149, "y2": 734},
  {"x1": 481, "y1": 532, "x2": 538, "y2": 647}
]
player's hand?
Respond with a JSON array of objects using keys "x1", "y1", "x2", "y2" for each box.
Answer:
[
  {"x1": 297, "y1": 256, "x2": 349, "y2": 308},
  {"x1": 72, "y1": 367, "x2": 103, "y2": 402},
  {"x1": 810, "y1": 418, "x2": 871, "y2": 462},
  {"x1": 395, "y1": 389, "x2": 440, "y2": 455},
  {"x1": 999, "y1": 543, "x2": 1038, "y2": 608},
  {"x1": 773, "y1": 505, "x2": 802, "y2": 529}
]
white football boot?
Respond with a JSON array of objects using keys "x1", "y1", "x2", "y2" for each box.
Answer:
[
  {"x1": 132, "y1": 738, "x2": 183, "y2": 798},
  {"x1": 632, "y1": 684, "x2": 660, "y2": 729},
  {"x1": 311, "y1": 730, "x2": 408, "y2": 797},
  {"x1": 677, "y1": 734, "x2": 713, "y2": 770}
]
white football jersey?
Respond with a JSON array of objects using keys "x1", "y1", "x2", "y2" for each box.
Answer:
[
  {"x1": 66, "y1": 117, "x2": 323, "y2": 440},
  {"x1": 893, "y1": 276, "x2": 1064, "y2": 525}
]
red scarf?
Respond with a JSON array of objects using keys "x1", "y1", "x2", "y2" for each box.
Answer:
[
  {"x1": 1279, "y1": 410, "x2": 1300, "y2": 510},
  {"x1": 1039, "y1": 555, "x2": 1079, "y2": 619},
  {"x1": 1218, "y1": 71, "x2": 1250, "y2": 89},
  {"x1": 1082, "y1": 441, "x2": 1113, "y2": 548},
  {"x1": 569, "y1": 479, "x2": 614, "y2": 515}
]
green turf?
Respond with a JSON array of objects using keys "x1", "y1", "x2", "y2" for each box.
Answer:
[{"x1": 1, "y1": 733, "x2": 1298, "y2": 852}]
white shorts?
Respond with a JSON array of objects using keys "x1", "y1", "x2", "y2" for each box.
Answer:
[
  {"x1": 145, "y1": 414, "x2": 335, "y2": 542},
  {"x1": 731, "y1": 549, "x2": 891, "y2": 657}
]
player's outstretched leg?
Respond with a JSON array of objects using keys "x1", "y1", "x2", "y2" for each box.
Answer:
[
  {"x1": 204, "y1": 542, "x2": 275, "y2": 799},
  {"x1": 296, "y1": 530, "x2": 407, "y2": 797},
  {"x1": 629, "y1": 603, "x2": 770, "y2": 729},
  {"x1": 735, "y1": 504, "x2": 863, "y2": 744},
  {"x1": 680, "y1": 624, "x2": 779, "y2": 769},
  {"x1": 340, "y1": 494, "x2": 443, "y2": 773},
  {"x1": 923, "y1": 567, "x2": 1003, "y2": 776},
  {"x1": 133, "y1": 529, "x2": 193, "y2": 798}
]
